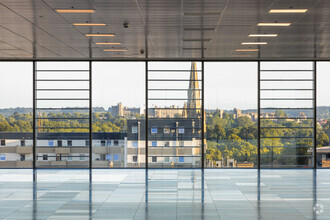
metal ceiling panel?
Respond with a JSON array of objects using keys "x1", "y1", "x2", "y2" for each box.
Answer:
[{"x1": 0, "y1": 0, "x2": 328, "y2": 59}]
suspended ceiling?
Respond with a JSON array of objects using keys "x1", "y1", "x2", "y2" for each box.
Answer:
[{"x1": 0, "y1": 0, "x2": 328, "y2": 60}]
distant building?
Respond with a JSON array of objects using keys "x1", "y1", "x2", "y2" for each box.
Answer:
[
  {"x1": 309, "y1": 146, "x2": 330, "y2": 168},
  {"x1": 0, "y1": 132, "x2": 126, "y2": 168},
  {"x1": 233, "y1": 108, "x2": 242, "y2": 119},
  {"x1": 108, "y1": 102, "x2": 144, "y2": 117},
  {"x1": 127, "y1": 118, "x2": 202, "y2": 168},
  {"x1": 109, "y1": 102, "x2": 124, "y2": 117}
]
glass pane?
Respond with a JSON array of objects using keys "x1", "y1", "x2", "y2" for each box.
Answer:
[
  {"x1": 35, "y1": 62, "x2": 90, "y2": 168},
  {"x1": 260, "y1": 62, "x2": 314, "y2": 168},
  {"x1": 92, "y1": 62, "x2": 145, "y2": 168},
  {"x1": 148, "y1": 62, "x2": 202, "y2": 168},
  {"x1": 205, "y1": 62, "x2": 258, "y2": 168},
  {"x1": 0, "y1": 62, "x2": 33, "y2": 168},
  {"x1": 316, "y1": 62, "x2": 330, "y2": 168}
]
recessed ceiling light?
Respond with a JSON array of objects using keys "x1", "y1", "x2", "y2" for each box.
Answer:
[
  {"x1": 269, "y1": 9, "x2": 308, "y2": 13},
  {"x1": 248, "y1": 34, "x2": 278, "y2": 37},
  {"x1": 85, "y1": 34, "x2": 115, "y2": 37},
  {"x1": 241, "y1": 42, "x2": 268, "y2": 45},
  {"x1": 103, "y1": 49, "x2": 128, "y2": 52},
  {"x1": 96, "y1": 42, "x2": 121, "y2": 45},
  {"x1": 258, "y1": 23, "x2": 291, "y2": 26},
  {"x1": 235, "y1": 49, "x2": 259, "y2": 52},
  {"x1": 56, "y1": 9, "x2": 95, "y2": 13},
  {"x1": 73, "y1": 23, "x2": 106, "y2": 26}
]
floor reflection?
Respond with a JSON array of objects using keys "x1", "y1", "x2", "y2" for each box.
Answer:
[{"x1": 0, "y1": 169, "x2": 329, "y2": 219}]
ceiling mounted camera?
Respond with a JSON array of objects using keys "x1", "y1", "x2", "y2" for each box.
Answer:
[{"x1": 123, "y1": 22, "x2": 130, "y2": 28}]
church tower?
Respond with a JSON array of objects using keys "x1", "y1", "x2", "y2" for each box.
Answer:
[{"x1": 187, "y1": 62, "x2": 201, "y2": 118}]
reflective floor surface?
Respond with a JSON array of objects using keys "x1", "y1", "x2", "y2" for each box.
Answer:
[{"x1": 0, "y1": 169, "x2": 329, "y2": 219}]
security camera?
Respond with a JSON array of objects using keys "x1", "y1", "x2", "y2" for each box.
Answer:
[
  {"x1": 140, "y1": 49, "x2": 145, "y2": 54},
  {"x1": 123, "y1": 22, "x2": 130, "y2": 28}
]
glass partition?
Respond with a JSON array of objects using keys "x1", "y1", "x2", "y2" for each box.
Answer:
[
  {"x1": 147, "y1": 62, "x2": 203, "y2": 168},
  {"x1": 316, "y1": 62, "x2": 330, "y2": 168},
  {"x1": 260, "y1": 62, "x2": 315, "y2": 168},
  {"x1": 205, "y1": 62, "x2": 258, "y2": 168},
  {"x1": 0, "y1": 60, "x2": 326, "y2": 170},
  {"x1": 35, "y1": 62, "x2": 90, "y2": 168},
  {"x1": 92, "y1": 62, "x2": 145, "y2": 168},
  {"x1": 0, "y1": 62, "x2": 33, "y2": 168}
]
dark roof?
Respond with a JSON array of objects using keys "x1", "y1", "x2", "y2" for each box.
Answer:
[{"x1": 0, "y1": 132, "x2": 126, "y2": 140}]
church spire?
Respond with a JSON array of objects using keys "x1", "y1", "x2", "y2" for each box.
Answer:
[{"x1": 187, "y1": 62, "x2": 201, "y2": 118}]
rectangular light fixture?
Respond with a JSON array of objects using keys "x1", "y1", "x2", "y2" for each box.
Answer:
[
  {"x1": 103, "y1": 49, "x2": 127, "y2": 52},
  {"x1": 85, "y1": 34, "x2": 115, "y2": 37},
  {"x1": 96, "y1": 42, "x2": 121, "y2": 45},
  {"x1": 235, "y1": 49, "x2": 259, "y2": 52},
  {"x1": 241, "y1": 42, "x2": 267, "y2": 45},
  {"x1": 248, "y1": 34, "x2": 278, "y2": 37},
  {"x1": 73, "y1": 23, "x2": 106, "y2": 26},
  {"x1": 269, "y1": 9, "x2": 308, "y2": 13},
  {"x1": 56, "y1": 9, "x2": 95, "y2": 13},
  {"x1": 258, "y1": 23, "x2": 291, "y2": 26}
]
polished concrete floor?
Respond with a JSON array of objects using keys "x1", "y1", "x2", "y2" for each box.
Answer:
[{"x1": 0, "y1": 169, "x2": 329, "y2": 220}]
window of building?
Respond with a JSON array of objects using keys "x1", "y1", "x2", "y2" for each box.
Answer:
[
  {"x1": 113, "y1": 154, "x2": 119, "y2": 161},
  {"x1": 179, "y1": 141, "x2": 184, "y2": 147},
  {"x1": 164, "y1": 141, "x2": 170, "y2": 147},
  {"x1": 106, "y1": 154, "x2": 112, "y2": 161},
  {"x1": 151, "y1": 127, "x2": 157, "y2": 134},
  {"x1": 133, "y1": 156, "x2": 138, "y2": 162},
  {"x1": 20, "y1": 154, "x2": 25, "y2": 161},
  {"x1": 0, "y1": 140, "x2": 5, "y2": 146},
  {"x1": 79, "y1": 154, "x2": 85, "y2": 161},
  {"x1": 132, "y1": 126, "x2": 138, "y2": 134},
  {"x1": 56, "y1": 154, "x2": 61, "y2": 161},
  {"x1": 152, "y1": 156, "x2": 157, "y2": 163},
  {"x1": 164, "y1": 157, "x2": 170, "y2": 163},
  {"x1": 100, "y1": 154, "x2": 106, "y2": 161},
  {"x1": 85, "y1": 140, "x2": 89, "y2": 147},
  {"x1": 164, "y1": 127, "x2": 170, "y2": 134},
  {"x1": 106, "y1": 140, "x2": 111, "y2": 146},
  {"x1": 68, "y1": 140, "x2": 72, "y2": 147},
  {"x1": 67, "y1": 156, "x2": 72, "y2": 161},
  {"x1": 101, "y1": 140, "x2": 106, "y2": 146},
  {"x1": 57, "y1": 140, "x2": 62, "y2": 147},
  {"x1": 178, "y1": 127, "x2": 185, "y2": 134},
  {"x1": 43, "y1": 154, "x2": 48, "y2": 161},
  {"x1": 20, "y1": 140, "x2": 25, "y2": 147},
  {"x1": 152, "y1": 141, "x2": 157, "y2": 147},
  {"x1": 48, "y1": 141, "x2": 54, "y2": 147},
  {"x1": 0, "y1": 154, "x2": 5, "y2": 161},
  {"x1": 114, "y1": 140, "x2": 119, "y2": 146},
  {"x1": 179, "y1": 157, "x2": 184, "y2": 163},
  {"x1": 132, "y1": 141, "x2": 138, "y2": 148}
]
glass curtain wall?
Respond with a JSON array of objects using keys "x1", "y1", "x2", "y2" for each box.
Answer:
[
  {"x1": 205, "y1": 62, "x2": 258, "y2": 168},
  {"x1": 259, "y1": 62, "x2": 315, "y2": 168},
  {"x1": 0, "y1": 62, "x2": 33, "y2": 168},
  {"x1": 92, "y1": 62, "x2": 145, "y2": 168},
  {"x1": 147, "y1": 62, "x2": 203, "y2": 168},
  {"x1": 35, "y1": 62, "x2": 90, "y2": 168},
  {"x1": 316, "y1": 62, "x2": 330, "y2": 168},
  {"x1": 0, "y1": 60, "x2": 328, "y2": 169}
]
